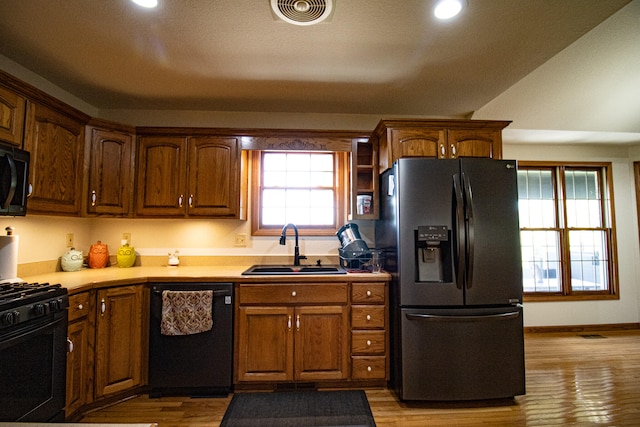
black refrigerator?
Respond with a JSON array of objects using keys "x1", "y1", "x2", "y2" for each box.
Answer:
[{"x1": 376, "y1": 157, "x2": 525, "y2": 401}]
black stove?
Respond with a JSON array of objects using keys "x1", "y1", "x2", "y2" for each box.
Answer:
[
  {"x1": 0, "y1": 282, "x2": 68, "y2": 330},
  {"x1": 0, "y1": 281, "x2": 69, "y2": 422}
]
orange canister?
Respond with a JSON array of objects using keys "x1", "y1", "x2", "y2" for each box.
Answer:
[{"x1": 88, "y1": 240, "x2": 109, "y2": 268}]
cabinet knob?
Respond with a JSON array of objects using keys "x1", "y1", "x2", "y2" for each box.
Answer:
[
  {"x1": 367, "y1": 366, "x2": 372, "y2": 372},
  {"x1": 366, "y1": 340, "x2": 372, "y2": 346},
  {"x1": 366, "y1": 314, "x2": 371, "y2": 321},
  {"x1": 77, "y1": 304, "x2": 84, "y2": 310},
  {"x1": 366, "y1": 290, "x2": 372, "y2": 297},
  {"x1": 291, "y1": 291, "x2": 297, "y2": 297}
]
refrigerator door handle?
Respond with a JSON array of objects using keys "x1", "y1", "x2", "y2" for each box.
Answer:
[
  {"x1": 405, "y1": 312, "x2": 521, "y2": 322},
  {"x1": 463, "y1": 172, "x2": 475, "y2": 289},
  {"x1": 452, "y1": 173, "x2": 465, "y2": 290}
]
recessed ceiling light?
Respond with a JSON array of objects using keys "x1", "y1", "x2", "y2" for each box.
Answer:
[
  {"x1": 434, "y1": 0, "x2": 464, "y2": 20},
  {"x1": 131, "y1": 0, "x2": 158, "y2": 8}
]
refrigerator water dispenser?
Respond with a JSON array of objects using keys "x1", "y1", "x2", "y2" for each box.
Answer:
[{"x1": 416, "y1": 225, "x2": 450, "y2": 282}]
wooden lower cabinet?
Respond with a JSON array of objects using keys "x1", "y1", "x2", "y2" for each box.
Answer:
[
  {"x1": 236, "y1": 283, "x2": 349, "y2": 383},
  {"x1": 94, "y1": 285, "x2": 144, "y2": 398},
  {"x1": 235, "y1": 280, "x2": 388, "y2": 385},
  {"x1": 65, "y1": 292, "x2": 95, "y2": 418},
  {"x1": 350, "y1": 282, "x2": 389, "y2": 381}
]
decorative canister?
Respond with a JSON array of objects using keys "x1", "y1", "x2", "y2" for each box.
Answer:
[
  {"x1": 117, "y1": 240, "x2": 136, "y2": 268},
  {"x1": 88, "y1": 240, "x2": 109, "y2": 269},
  {"x1": 61, "y1": 247, "x2": 84, "y2": 272}
]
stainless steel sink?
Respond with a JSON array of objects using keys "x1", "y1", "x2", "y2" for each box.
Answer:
[{"x1": 242, "y1": 264, "x2": 347, "y2": 275}]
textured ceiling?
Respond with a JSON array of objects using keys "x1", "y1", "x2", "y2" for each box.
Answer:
[{"x1": 0, "y1": 0, "x2": 637, "y2": 142}]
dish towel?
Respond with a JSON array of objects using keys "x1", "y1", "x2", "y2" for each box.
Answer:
[{"x1": 161, "y1": 290, "x2": 213, "y2": 336}]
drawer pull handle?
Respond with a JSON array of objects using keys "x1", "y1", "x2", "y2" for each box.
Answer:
[
  {"x1": 296, "y1": 314, "x2": 300, "y2": 331},
  {"x1": 287, "y1": 315, "x2": 292, "y2": 330},
  {"x1": 291, "y1": 291, "x2": 297, "y2": 297},
  {"x1": 67, "y1": 338, "x2": 74, "y2": 353},
  {"x1": 367, "y1": 366, "x2": 372, "y2": 372},
  {"x1": 366, "y1": 314, "x2": 371, "y2": 321},
  {"x1": 366, "y1": 340, "x2": 372, "y2": 346},
  {"x1": 366, "y1": 290, "x2": 372, "y2": 297}
]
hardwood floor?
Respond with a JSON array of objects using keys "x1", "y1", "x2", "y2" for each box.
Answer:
[{"x1": 80, "y1": 329, "x2": 640, "y2": 426}]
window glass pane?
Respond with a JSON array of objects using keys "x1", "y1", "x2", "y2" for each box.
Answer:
[
  {"x1": 517, "y1": 170, "x2": 556, "y2": 228},
  {"x1": 569, "y1": 230, "x2": 608, "y2": 291},
  {"x1": 565, "y1": 170, "x2": 602, "y2": 227},
  {"x1": 521, "y1": 230, "x2": 561, "y2": 293},
  {"x1": 261, "y1": 151, "x2": 337, "y2": 228}
]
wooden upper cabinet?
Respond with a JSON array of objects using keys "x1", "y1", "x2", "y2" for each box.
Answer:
[
  {"x1": 86, "y1": 125, "x2": 134, "y2": 216},
  {"x1": 374, "y1": 119, "x2": 511, "y2": 171},
  {"x1": 0, "y1": 85, "x2": 26, "y2": 146},
  {"x1": 448, "y1": 128, "x2": 503, "y2": 159},
  {"x1": 188, "y1": 136, "x2": 240, "y2": 217},
  {"x1": 24, "y1": 101, "x2": 88, "y2": 215},
  {"x1": 136, "y1": 136, "x2": 187, "y2": 217},
  {"x1": 390, "y1": 128, "x2": 444, "y2": 159},
  {"x1": 136, "y1": 134, "x2": 241, "y2": 218}
]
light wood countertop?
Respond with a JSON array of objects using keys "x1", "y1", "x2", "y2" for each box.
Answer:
[{"x1": 22, "y1": 265, "x2": 390, "y2": 295}]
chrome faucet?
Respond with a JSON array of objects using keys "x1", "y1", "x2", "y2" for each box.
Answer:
[{"x1": 279, "y1": 223, "x2": 307, "y2": 266}]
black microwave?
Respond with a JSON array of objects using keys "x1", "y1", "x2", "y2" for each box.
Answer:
[{"x1": 0, "y1": 143, "x2": 30, "y2": 216}]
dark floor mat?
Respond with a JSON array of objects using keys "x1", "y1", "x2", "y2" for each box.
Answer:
[{"x1": 220, "y1": 390, "x2": 376, "y2": 427}]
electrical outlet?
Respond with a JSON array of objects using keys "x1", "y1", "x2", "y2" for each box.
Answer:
[
  {"x1": 66, "y1": 233, "x2": 74, "y2": 248},
  {"x1": 122, "y1": 232, "x2": 131, "y2": 243},
  {"x1": 235, "y1": 233, "x2": 247, "y2": 247}
]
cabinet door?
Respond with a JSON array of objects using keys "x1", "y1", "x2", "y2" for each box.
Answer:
[
  {"x1": 66, "y1": 292, "x2": 95, "y2": 417},
  {"x1": 95, "y1": 286, "x2": 143, "y2": 398},
  {"x1": 188, "y1": 136, "x2": 240, "y2": 217},
  {"x1": 135, "y1": 136, "x2": 187, "y2": 216},
  {"x1": 295, "y1": 305, "x2": 349, "y2": 381},
  {"x1": 236, "y1": 306, "x2": 294, "y2": 382},
  {"x1": 87, "y1": 127, "x2": 133, "y2": 215},
  {"x1": 0, "y1": 85, "x2": 26, "y2": 146},
  {"x1": 390, "y1": 128, "x2": 444, "y2": 160},
  {"x1": 24, "y1": 101, "x2": 85, "y2": 214},
  {"x1": 448, "y1": 129, "x2": 501, "y2": 159},
  {"x1": 66, "y1": 318, "x2": 93, "y2": 416}
]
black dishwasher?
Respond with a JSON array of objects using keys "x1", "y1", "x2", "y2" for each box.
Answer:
[{"x1": 149, "y1": 282, "x2": 233, "y2": 397}]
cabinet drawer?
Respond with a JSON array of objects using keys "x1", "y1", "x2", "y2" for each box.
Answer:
[
  {"x1": 351, "y1": 306, "x2": 385, "y2": 329},
  {"x1": 68, "y1": 292, "x2": 91, "y2": 322},
  {"x1": 239, "y1": 283, "x2": 348, "y2": 305},
  {"x1": 351, "y1": 330, "x2": 385, "y2": 355},
  {"x1": 351, "y1": 283, "x2": 385, "y2": 304},
  {"x1": 351, "y1": 356, "x2": 386, "y2": 380}
]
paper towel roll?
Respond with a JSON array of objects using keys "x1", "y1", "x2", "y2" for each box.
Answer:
[{"x1": 0, "y1": 234, "x2": 19, "y2": 281}]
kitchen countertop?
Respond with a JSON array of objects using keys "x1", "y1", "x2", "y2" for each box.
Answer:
[{"x1": 22, "y1": 265, "x2": 390, "y2": 295}]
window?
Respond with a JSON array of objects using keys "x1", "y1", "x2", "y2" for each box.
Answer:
[
  {"x1": 251, "y1": 150, "x2": 348, "y2": 236},
  {"x1": 517, "y1": 162, "x2": 618, "y2": 300}
]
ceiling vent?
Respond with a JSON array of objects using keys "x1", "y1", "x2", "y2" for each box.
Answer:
[{"x1": 270, "y1": 0, "x2": 334, "y2": 26}]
